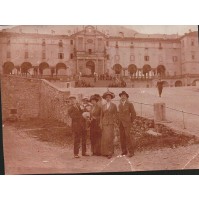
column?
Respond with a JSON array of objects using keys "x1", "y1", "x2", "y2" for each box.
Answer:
[{"x1": 76, "y1": 59, "x2": 79, "y2": 74}]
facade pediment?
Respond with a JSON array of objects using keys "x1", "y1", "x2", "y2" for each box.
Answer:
[{"x1": 72, "y1": 25, "x2": 107, "y2": 38}]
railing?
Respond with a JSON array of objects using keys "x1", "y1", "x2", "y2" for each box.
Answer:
[{"x1": 112, "y1": 99, "x2": 199, "y2": 134}]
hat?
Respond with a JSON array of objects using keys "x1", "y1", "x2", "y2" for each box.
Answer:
[
  {"x1": 102, "y1": 90, "x2": 115, "y2": 99},
  {"x1": 93, "y1": 94, "x2": 102, "y2": 100},
  {"x1": 90, "y1": 95, "x2": 99, "y2": 102},
  {"x1": 82, "y1": 96, "x2": 89, "y2": 101},
  {"x1": 68, "y1": 95, "x2": 76, "y2": 99},
  {"x1": 119, "y1": 91, "x2": 129, "y2": 98}
]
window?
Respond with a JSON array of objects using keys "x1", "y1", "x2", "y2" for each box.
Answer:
[
  {"x1": 115, "y1": 41, "x2": 119, "y2": 48},
  {"x1": 78, "y1": 37, "x2": 83, "y2": 50},
  {"x1": 144, "y1": 56, "x2": 149, "y2": 61},
  {"x1": 98, "y1": 38, "x2": 103, "y2": 51},
  {"x1": 159, "y1": 42, "x2": 162, "y2": 49},
  {"x1": 130, "y1": 41, "x2": 134, "y2": 48},
  {"x1": 130, "y1": 55, "x2": 135, "y2": 61},
  {"x1": 59, "y1": 40, "x2": 63, "y2": 47},
  {"x1": 25, "y1": 39, "x2": 28, "y2": 46},
  {"x1": 88, "y1": 49, "x2": 92, "y2": 54},
  {"x1": 192, "y1": 55, "x2": 195, "y2": 60},
  {"x1": 58, "y1": 53, "x2": 64, "y2": 59},
  {"x1": 70, "y1": 53, "x2": 74, "y2": 59},
  {"x1": 7, "y1": 51, "x2": 11, "y2": 58},
  {"x1": 106, "y1": 41, "x2": 109, "y2": 46},
  {"x1": 7, "y1": 39, "x2": 10, "y2": 45},
  {"x1": 107, "y1": 54, "x2": 110, "y2": 60},
  {"x1": 172, "y1": 56, "x2": 178, "y2": 62},
  {"x1": 42, "y1": 39, "x2": 46, "y2": 46},
  {"x1": 25, "y1": 52, "x2": 28, "y2": 59},
  {"x1": 70, "y1": 40, "x2": 73, "y2": 45},
  {"x1": 42, "y1": 51, "x2": 46, "y2": 59},
  {"x1": 191, "y1": 39, "x2": 195, "y2": 46}
]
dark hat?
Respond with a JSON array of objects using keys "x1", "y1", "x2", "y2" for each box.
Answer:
[
  {"x1": 119, "y1": 91, "x2": 129, "y2": 98},
  {"x1": 102, "y1": 90, "x2": 115, "y2": 99},
  {"x1": 93, "y1": 94, "x2": 102, "y2": 100},
  {"x1": 68, "y1": 95, "x2": 77, "y2": 99},
  {"x1": 90, "y1": 95, "x2": 99, "y2": 102}
]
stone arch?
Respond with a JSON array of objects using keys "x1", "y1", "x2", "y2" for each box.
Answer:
[
  {"x1": 128, "y1": 64, "x2": 137, "y2": 74},
  {"x1": 113, "y1": 63, "x2": 122, "y2": 74},
  {"x1": 86, "y1": 60, "x2": 95, "y2": 75},
  {"x1": 143, "y1": 64, "x2": 152, "y2": 79},
  {"x1": 175, "y1": 80, "x2": 183, "y2": 87},
  {"x1": 39, "y1": 62, "x2": 49, "y2": 69},
  {"x1": 21, "y1": 62, "x2": 32, "y2": 75},
  {"x1": 39, "y1": 62, "x2": 50, "y2": 75},
  {"x1": 56, "y1": 62, "x2": 67, "y2": 75},
  {"x1": 192, "y1": 79, "x2": 199, "y2": 86},
  {"x1": 3, "y1": 61, "x2": 15, "y2": 74},
  {"x1": 157, "y1": 65, "x2": 166, "y2": 77},
  {"x1": 162, "y1": 81, "x2": 169, "y2": 87}
]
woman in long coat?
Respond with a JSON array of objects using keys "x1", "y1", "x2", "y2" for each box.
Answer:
[
  {"x1": 90, "y1": 95, "x2": 102, "y2": 156},
  {"x1": 100, "y1": 90, "x2": 117, "y2": 159}
]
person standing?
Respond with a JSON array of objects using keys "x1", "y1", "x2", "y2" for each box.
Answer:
[
  {"x1": 157, "y1": 79, "x2": 164, "y2": 97},
  {"x1": 118, "y1": 91, "x2": 136, "y2": 157},
  {"x1": 100, "y1": 90, "x2": 117, "y2": 159},
  {"x1": 90, "y1": 95, "x2": 102, "y2": 156},
  {"x1": 80, "y1": 96, "x2": 92, "y2": 131},
  {"x1": 68, "y1": 95, "x2": 89, "y2": 158}
]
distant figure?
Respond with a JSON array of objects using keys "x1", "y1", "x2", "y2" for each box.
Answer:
[{"x1": 157, "y1": 79, "x2": 164, "y2": 97}]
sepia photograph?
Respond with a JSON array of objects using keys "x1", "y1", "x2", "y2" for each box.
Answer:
[{"x1": 1, "y1": 25, "x2": 199, "y2": 174}]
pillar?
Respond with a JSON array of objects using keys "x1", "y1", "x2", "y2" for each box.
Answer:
[{"x1": 154, "y1": 102, "x2": 166, "y2": 122}]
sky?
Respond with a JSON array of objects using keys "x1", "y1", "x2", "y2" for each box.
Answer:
[
  {"x1": 0, "y1": 25, "x2": 197, "y2": 35},
  {"x1": 125, "y1": 25, "x2": 198, "y2": 35}
]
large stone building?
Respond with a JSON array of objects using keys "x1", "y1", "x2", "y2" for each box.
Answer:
[{"x1": 0, "y1": 25, "x2": 199, "y2": 78}]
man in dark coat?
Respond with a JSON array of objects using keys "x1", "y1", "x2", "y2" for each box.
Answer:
[
  {"x1": 118, "y1": 91, "x2": 136, "y2": 157},
  {"x1": 157, "y1": 79, "x2": 164, "y2": 97},
  {"x1": 68, "y1": 95, "x2": 89, "y2": 158}
]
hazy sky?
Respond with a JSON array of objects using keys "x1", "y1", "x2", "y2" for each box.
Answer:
[
  {"x1": 0, "y1": 25, "x2": 197, "y2": 35},
  {"x1": 125, "y1": 25, "x2": 198, "y2": 35}
]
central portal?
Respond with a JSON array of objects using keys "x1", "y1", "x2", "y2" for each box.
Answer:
[{"x1": 86, "y1": 60, "x2": 95, "y2": 75}]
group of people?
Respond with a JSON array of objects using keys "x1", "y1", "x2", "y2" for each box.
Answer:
[
  {"x1": 68, "y1": 90, "x2": 136, "y2": 159},
  {"x1": 75, "y1": 79, "x2": 93, "y2": 87}
]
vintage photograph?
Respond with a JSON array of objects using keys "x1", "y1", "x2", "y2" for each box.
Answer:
[{"x1": 1, "y1": 25, "x2": 199, "y2": 174}]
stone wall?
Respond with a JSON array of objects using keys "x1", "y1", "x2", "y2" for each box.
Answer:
[
  {"x1": 39, "y1": 80, "x2": 71, "y2": 125},
  {"x1": 1, "y1": 75, "x2": 71, "y2": 124},
  {"x1": 1, "y1": 75, "x2": 41, "y2": 121}
]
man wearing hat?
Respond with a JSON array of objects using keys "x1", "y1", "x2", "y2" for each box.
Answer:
[
  {"x1": 68, "y1": 95, "x2": 89, "y2": 158},
  {"x1": 118, "y1": 91, "x2": 136, "y2": 157}
]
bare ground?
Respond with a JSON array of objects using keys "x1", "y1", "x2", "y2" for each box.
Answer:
[{"x1": 3, "y1": 118, "x2": 199, "y2": 174}]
